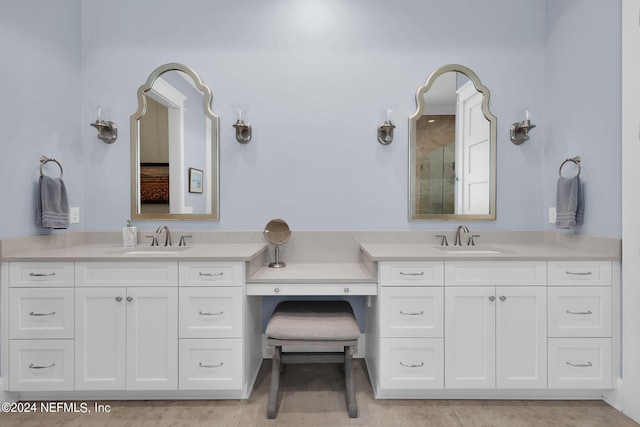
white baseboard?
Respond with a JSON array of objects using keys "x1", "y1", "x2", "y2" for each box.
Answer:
[
  {"x1": 604, "y1": 377, "x2": 624, "y2": 412},
  {"x1": 262, "y1": 333, "x2": 366, "y2": 359}
]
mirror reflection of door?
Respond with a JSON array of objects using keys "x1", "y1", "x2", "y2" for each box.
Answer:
[
  {"x1": 139, "y1": 72, "x2": 212, "y2": 215},
  {"x1": 414, "y1": 70, "x2": 492, "y2": 216}
]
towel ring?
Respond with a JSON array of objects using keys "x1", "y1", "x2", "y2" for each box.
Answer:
[
  {"x1": 39, "y1": 156, "x2": 63, "y2": 178},
  {"x1": 559, "y1": 156, "x2": 581, "y2": 177}
]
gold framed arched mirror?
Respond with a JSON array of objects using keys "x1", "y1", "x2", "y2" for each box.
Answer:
[
  {"x1": 409, "y1": 64, "x2": 497, "y2": 221},
  {"x1": 131, "y1": 63, "x2": 219, "y2": 220}
]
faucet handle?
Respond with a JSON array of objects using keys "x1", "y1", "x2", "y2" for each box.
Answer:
[
  {"x1": 468, "y1": 234, "x2": 481, "y2": 246},
  {"x1": 179, "y1": 235, "x2": 192, "y2": 247},
  {"x1": 146, "y1": 235, "x2": 159, "y2": 246},
  {"x1": 435, "y1": 235, "x2": 449, "y2": 246}
]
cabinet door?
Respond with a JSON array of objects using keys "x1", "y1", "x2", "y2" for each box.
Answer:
[
  {"x1": 496, "y1": 286, "x2": 547, "y2": 389},
  {"x1": 126, "y1": 287, "x2": 178, "y2": 390},
  {"x1": 445, "y1": 286, "x2": 495, "y2": 388},
  {"x1": 75, "y1": 287, "x2": 126, "y2": 390}
]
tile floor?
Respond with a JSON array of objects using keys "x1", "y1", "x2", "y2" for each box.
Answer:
[{"x1": 0, "y1": 360, "x2": 637, "y2": 426}]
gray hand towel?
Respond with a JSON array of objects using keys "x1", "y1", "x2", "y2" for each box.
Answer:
[
  {"x1": 36, "y1": 175, "x2": 69, "y2": 229},
  {"x1": 555, "y1": 175, "x2": 584, "y2": 229}
]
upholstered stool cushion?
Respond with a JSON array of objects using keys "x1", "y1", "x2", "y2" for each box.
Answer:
[{"x1": 266, "y1": 301, "x2": 360, "y2": 341}]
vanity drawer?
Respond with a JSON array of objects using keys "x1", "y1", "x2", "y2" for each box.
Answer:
[
  {"x1": 179, "y1": 338, "x2": 242, "y2": 390},
  {"x1": 9, "y1": 288, "x2": 74, "y2": 339},
  {"x1": 9, "y1": 339, "x2": 74, "y2": 391},
  {"x1": 179, "y1": 287, "x2": 243, "y2": 338},
  {"x1": 9, "y1": 262, "x2": 74, "y2": 287},
  {"x1": 548, "y1": 287, "x2": 611, "y2": 337},
  {"x1": 379, "y1": 262, "x2": 444, "y2": 286},
  {"x1": 548, "y1": 338, "x2": 612, "y2": 389},
  {"x1": 179, "y1": 262, "x2": 243, "y2": 287},
  {"x1": 444, "y1": 261, "x2": 546, "y2": 286},
  {"x1": 75, "y1": 262, "x2": 178, "y2": 287},
  {"x1": 379, "y1": 337, "x2": 444, "y2": 389},
  {"x1": 246, "y1": 283, "x2": 377, "y2": 296},
  {"x1": 548, "y1": 261, "x2": 612, "y2": 286},
  {"x1": 380, "y1": 287, "x2": 443, "y2": 338}
]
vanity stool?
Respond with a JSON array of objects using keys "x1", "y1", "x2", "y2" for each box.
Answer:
[{"x1": 265, "y1": 300, "x2": 360, "y2": 419}]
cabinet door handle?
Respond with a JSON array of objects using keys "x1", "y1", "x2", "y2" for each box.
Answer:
[
  {"x1": 344, "y1": 288, "x2": 350, "y2": 293},
  {"x1": 399, "y1": 361, "x2": 424, "y2": 368},
  {"x1": 489, "y1": 296, "x2": 495, "y2": 302},
  {"x1": 126, "y1": 296, "x2": 133, "y2": 302},
  {"x1": 199, "y1": 362, "x2": 224, "y2": 368},
  {"x1": 499, "y1": 296, "x2": 506, "y2": 301},
  {"x1": 199, "y1": 272, "x2": 224, "y2": 277},
  {"x1": 399, "y1": 310, "x2": 424, "y2": 316},
  {"x1": 28, "y1": 272, "x2": 56, "y2": 277},
  {"x1": 274, "y1": 288, "x2": 280, "y2": 293},
  {"x1": 199, "y1": 310, "x2": 224, "y2": 316},
  {"x1": 566, "y1": 309, "x2": 593, "y2": 315},
  {"x1": 566, "y1": 361, "x2": 593, "y2": 368},
  {"x1": 29, "y1": 363, "x2": 55, "y2": 369},
  {"x1": 565, "y1": 271, "x2": 593, "y2": 276},
  {"x1": 399, "y1": 272, "x2": 424, "y2": 277},
  {"x1": 29, "y1": 311, "x2": 55, "y2": 317},
  {"x1": 115, "y1": 296, "x2": 123, "y2": 302}
]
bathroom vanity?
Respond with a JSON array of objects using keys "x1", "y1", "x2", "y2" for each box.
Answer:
[{"x1": 0, "y1": 232, "x2": 620, "y2": 402}]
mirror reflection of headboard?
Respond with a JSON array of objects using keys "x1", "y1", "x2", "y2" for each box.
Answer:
[
  {"x1": 130, "y1": 63, "x2": 220, "y2": 220},
  {"x1": 408, "y1": 64, "x2": 497, "y2": 221}
]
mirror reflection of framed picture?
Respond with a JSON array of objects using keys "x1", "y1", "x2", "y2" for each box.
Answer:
[{"x1": 188, "y1": 168, "x2": 203, "y2": 193}]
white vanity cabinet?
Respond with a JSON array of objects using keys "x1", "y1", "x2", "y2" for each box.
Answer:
[
  {"x1": 547, "y1": 261, "x2": 613, "y2": 389},
  {"x1": 7, "y1": 262, "x2": 75, "y2": 391},
  {"x1": 178, "y1": 262, "x2": 244, "y2": 391},
  {"x1": 74, "y1": 262, "x2": 178, "y2": 390},
  {"x1": 375, "y1": 262, "x2": 445, "y2": 391}
]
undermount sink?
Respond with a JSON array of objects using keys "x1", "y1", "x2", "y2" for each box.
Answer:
[
  {"x1": 436, "y1": 246, "x2": 504, "y2": 254},
  {"x1": 115, "y1": 246, "x2": 191, "y2": 255}
]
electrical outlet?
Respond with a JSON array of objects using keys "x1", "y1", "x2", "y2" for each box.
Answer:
[
  {"x1": 549, "y1": 207, "x2": 557, "y2": 224},
  {"x1": 70, "y1": 207, "x2": 80, "y2": 224}
]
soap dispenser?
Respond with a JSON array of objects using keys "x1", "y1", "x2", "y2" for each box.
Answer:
[{"x1": 122, "y1": 220, "x2": 137, "y2": 247}]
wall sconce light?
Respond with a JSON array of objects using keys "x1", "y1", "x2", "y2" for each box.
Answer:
[
  {"x1": 232, "y1": 104, "x2": 252, "y2": 144},
  {"x1": 377, "y1": 109, "x2": 396, "y2": 145},
  {"x1": 510, "y1": 107, "x2": 536, "y2": 145},
  {"x1": 90, "y1": 105, "x2": 117, "y2": 144}
]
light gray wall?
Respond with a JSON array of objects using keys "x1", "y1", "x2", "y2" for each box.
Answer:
[
  {"x1": 0, "y1": 1, "x2": 622, "y2": 239},
  {"x1": 80, "y1": 0, "x2": 546, "y2": 233},
  {"x1": 544, "y1": 0, "x2": 622, "y2": 238},
  {"x1": 0, "y1": 0, "x2": 82, "y2": 239}
]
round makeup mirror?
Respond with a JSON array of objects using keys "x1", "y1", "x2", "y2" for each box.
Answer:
[{"x1": 263, "y1": 219, "x2": 291, "y2": 268}]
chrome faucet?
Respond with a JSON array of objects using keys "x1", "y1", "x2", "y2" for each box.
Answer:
[
  {"x1": 454, "y1": 225, "x2": 469, "y2": 246},
  {"x1": 155, "y1": 225, "x2": 172, "y2": 246}
]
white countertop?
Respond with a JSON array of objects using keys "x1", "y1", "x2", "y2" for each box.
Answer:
[
  {"x1": 359, "y1": 241, "x2": 621, "y2": 261},
  {"x1": 0, "y1": 243, "x2": 268, "y2": 262}
]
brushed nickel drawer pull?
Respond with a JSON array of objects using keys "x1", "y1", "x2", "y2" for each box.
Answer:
[
  {"x1": 566, "y1": 361, "x2": 593, "y2": 368},
  {"x1": 29, "y1": 363, "x2": 56, "y2": 369},
  {"x1": 399, "y1": 272, "x2": 424, "y2": 276},
  {"x1": 199, "y1": 272, "x2": 224, "y2": 277},
  {"x1": 29, "y1": 311, "x2": 55, "y2": 317},
  {"x1": 489, "y1": 296, "x2": 496, "y2": 302},
  {"x1": 399, "y1": 310, "x2": 424, "y2": 316},
  {"x1": 566, "y1": 310, "x2": 593, "y2": 315},
  {"x1": 399, "y1": 361, "x2": 425, "y2": 368},
  {"x1": 499, "y1": 296, "x2": 507, "y2": 301},
  {"x1": 199, "y1": 362, "x2": 224, "y2": 368},
  {"x1": 126, "y1": 296, "x2": 133, "y2": 302},
  {"x1": 274, "y1": 288, "x2": 280, "y2": 293},
  {"x1": 199, "y1": 310, "x2": 224, "y2": 316},
  {"x1": 565, "y1": 271, "x2": 593, "y2": 276},
  {"x1": 28, "y1": 272, "x2": 56, "y2": 277},
  {"x1": 344, "y1": 288, "x2": 350, "y2": 293},
  {"x1": 116, "y1": 296, "x2": 123, "y2": 302}
]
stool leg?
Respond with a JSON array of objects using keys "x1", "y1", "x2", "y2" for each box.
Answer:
[
  {"x1": 344, "y1": 345, "x2": 358, "y2": 418},
  {"x1": 267, "y1": 346, "x2": 282, "y2": 419}
]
